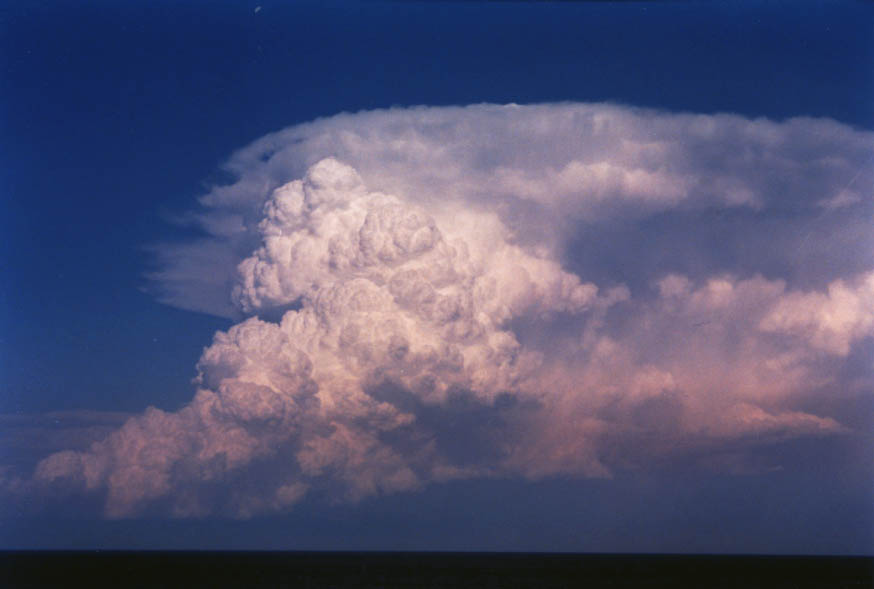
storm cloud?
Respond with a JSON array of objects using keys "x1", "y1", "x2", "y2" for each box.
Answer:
[{"x1": 27, "y1": 103, "x2": 874, "y2": 517}]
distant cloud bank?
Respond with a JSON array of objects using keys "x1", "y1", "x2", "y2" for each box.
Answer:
[{"x1": 21, "y1": 103, "x2": 874, "y2": 517}]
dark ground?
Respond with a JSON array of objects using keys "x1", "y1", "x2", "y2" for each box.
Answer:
[{"x1": 1, "y1": 552, "x2": 872, "y2": 588}]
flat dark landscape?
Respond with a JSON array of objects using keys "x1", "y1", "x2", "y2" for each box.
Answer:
[{"x1": 1, "y1": 552, "x2": 871, "y2": 588}]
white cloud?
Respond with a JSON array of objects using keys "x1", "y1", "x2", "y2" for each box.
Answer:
[
  {"x1": 149, "y1": 104, "x2": 873, "y2": 317},
  {"x1": 760, "y1": 271, "x2": 874, "y2": 356},
  {"x1": 21, "y1": 103, "x2": 874, "y2": 517}
]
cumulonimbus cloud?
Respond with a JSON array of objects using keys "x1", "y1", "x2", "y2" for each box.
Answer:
[{"x1": 23, "y1": 103, "x2": 874, "y2": 517}]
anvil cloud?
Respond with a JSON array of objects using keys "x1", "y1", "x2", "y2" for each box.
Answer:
[{"x1": 30, "y1": 103, "x2": 874, "y2": 517}]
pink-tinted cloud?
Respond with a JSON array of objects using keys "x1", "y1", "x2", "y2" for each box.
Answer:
[{"x1": 17, "y1": 104, "x2": 873, "y2": 517}]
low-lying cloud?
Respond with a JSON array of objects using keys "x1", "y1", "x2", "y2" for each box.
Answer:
[{"x1": 19, "y1": 103, "x2": 874, "y2": 517}]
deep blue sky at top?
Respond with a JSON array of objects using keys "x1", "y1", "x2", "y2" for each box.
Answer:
[{"x1": 2, "y1": 0, "x2": 872, "y2": 416}]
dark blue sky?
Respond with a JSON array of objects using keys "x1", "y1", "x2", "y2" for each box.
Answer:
[{"x1": 1, "y1": 0, "x2": 872, "y2": 552}]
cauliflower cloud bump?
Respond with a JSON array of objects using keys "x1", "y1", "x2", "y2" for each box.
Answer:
[{"x1": 32, "y1": 103, "x2": 873, "y2": 518}]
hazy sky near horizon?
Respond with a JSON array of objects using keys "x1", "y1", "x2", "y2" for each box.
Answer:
[{"x1": 1, "y1": 1, "x2": 873, "y2": 553}]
